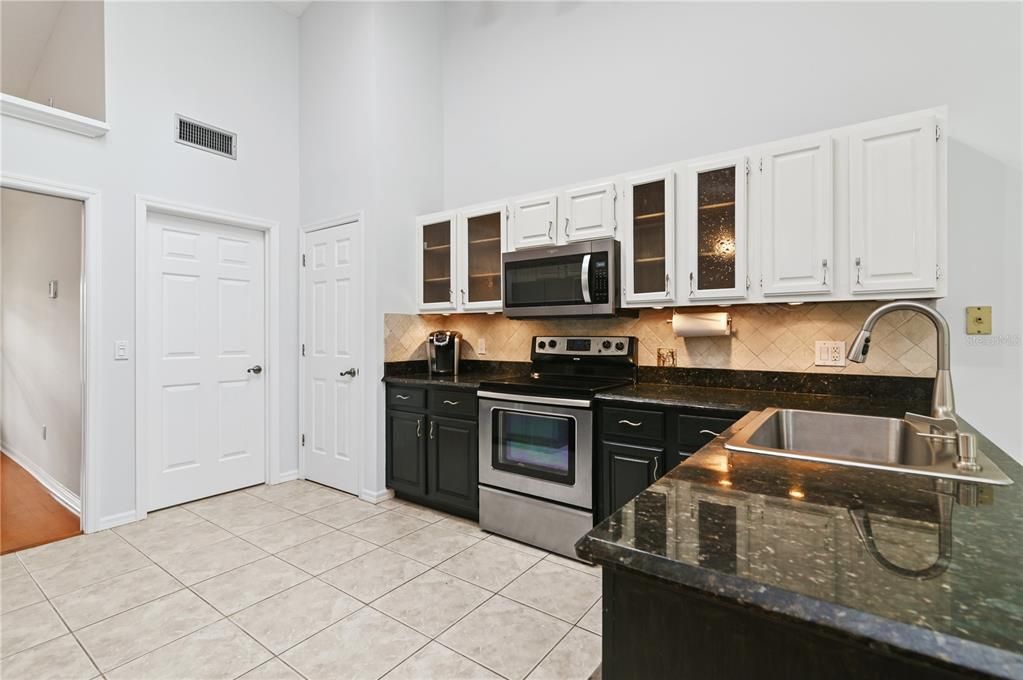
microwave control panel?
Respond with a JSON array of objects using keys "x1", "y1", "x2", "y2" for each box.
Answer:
[{"x1": 591, "y1": 253, "x2": 609, "y2": 303}]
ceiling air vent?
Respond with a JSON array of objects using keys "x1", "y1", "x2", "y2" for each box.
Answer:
[{"x1": 175, "y1": 114, "x2": 237, "y2": 159}]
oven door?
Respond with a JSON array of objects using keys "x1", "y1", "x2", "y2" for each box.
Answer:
[
  {"x1": 478, "y1": 394, "x2": 593, "y2": 510},
  {"x1": 503, "y1": 241, "x2": 611, "y2": 318}
]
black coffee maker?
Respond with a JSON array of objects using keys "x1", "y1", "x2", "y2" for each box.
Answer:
[{"x1": 427, "y1": 330, "x2": 462, "y2": 377}]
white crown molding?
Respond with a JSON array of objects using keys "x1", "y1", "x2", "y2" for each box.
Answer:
[{"x1": 1, "y1": 93, "x2": 109, "y2": 138}]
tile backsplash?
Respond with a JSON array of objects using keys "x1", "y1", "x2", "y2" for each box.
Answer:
[{"x1": 385, "y1": 302, "x2": 938, "y2": 377}]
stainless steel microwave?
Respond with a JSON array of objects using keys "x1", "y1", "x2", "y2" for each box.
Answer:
[{"x1": 502, "y1": 238, "x2": 626, "y2": 318}]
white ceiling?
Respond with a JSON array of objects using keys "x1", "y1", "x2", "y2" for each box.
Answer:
[
  {"x1": 1, "y1": 1, "x2": 65, "y2": 97},
  {"x1": 273, "y1": 1, "x2": 311, "y2": 18}
]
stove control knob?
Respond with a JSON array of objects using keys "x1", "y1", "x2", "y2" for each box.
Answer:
[
  {"x1": 614, "y1": 341, "x2": 625, "y2": 351},
  {"x1": 548, "y1": 339, "x2": 557, "y2": 348},
  {"x1": 538, "y1": 341, "x2": 547, "y2": 350},
  {"x1": 601, "y1": 340, "x2": 612, "y2": 350}
]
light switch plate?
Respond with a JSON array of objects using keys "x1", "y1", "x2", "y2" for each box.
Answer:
[
  {"x1": 966, "y1": 306, "x2": 992, "y2": 335},
  {"x1": 477, "y1": 337, "x2": 487, "y2": 355},
  {"x1": 815, "y1": 340, "x2": 846, "y2": 367},
  {"x1": 114, "y1": 340, "x2": 129, "y2": 360}
]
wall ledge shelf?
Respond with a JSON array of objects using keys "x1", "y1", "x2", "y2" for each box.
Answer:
[{"x1": 1, "y1": 94, "x2": 109, "y2": 138}]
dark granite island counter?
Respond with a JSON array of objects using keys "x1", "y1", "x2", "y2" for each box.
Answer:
[{"x1": 578, "y1": 414, "x2": 1023, "y2": 680}]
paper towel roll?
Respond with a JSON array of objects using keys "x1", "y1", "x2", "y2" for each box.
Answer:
[{"x1": 672, "y1": 311, "x2": 731, "y2": 337}]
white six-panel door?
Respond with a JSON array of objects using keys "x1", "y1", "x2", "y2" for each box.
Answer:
[
  {"x1": 303, "y1": 221, "x2": 362, "y2": 494},
  {"x1": 146, "y1": 213, "x2": 266, "y2": 510}
]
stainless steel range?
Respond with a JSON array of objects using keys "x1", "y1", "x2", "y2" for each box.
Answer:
[{"x1": 478, "y1": 336, "x2": 638, "y2": 558}]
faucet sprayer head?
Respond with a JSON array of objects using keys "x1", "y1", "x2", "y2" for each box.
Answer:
[{"x1": 848, "y1": 329, "x2": 872, "y2": 363}]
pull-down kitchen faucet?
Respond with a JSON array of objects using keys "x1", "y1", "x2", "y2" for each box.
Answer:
[{"x1": 848, "y1": 301, "x2": 980, "y2": 472}]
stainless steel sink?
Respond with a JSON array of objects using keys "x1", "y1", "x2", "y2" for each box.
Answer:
[{"x1": 725, "y1": 408, "x2": 1013, "y2": 485}]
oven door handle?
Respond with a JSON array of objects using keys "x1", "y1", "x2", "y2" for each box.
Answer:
[
  {"x1": 478, "y1": 391, "x2": 592, "y2": 409},
  {"x1": 580, "y1": 253, "x2": 592, "y2": 304}
]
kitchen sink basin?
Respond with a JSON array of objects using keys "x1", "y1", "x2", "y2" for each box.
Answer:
[{"x1": 725, "y1": 408, "x2": 1012, "y2": 485}]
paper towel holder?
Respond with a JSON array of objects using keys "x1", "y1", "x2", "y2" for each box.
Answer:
[{"x1": 667, "y1": 310, "x2": 733, "y2": 337}]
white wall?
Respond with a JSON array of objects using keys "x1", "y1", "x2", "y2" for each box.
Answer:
[
  {"x1": 1, "y1": 188, "x2": 83, "y2": 498},
  {"x1": 441, "y1": 2, "x2": 1023, "y2": 459},
  {"x1": 1, "y1": 2, "x2": 300, "y2": 527},
  {"x1": 300, "y1": 1, "x2": 444, "y2": 498}
]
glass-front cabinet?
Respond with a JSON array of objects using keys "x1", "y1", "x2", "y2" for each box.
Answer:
[
  {"x1": 623, "y1": 169, "x2": 675, "y2": 304},
  {"x1": 416, "y1": 211, "x2": 457, "y2": 311},
  {"x1": 456, "y1": 203, "x2": 506, "y2": 311},
  {"x1": 685, "y1": 154, "x2": 749, "y2": 300}
]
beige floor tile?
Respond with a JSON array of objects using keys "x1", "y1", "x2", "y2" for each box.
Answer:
[
  {"x1": 439, "y1": 596, "x2": 571, "y2": 680},
  {"x1": 344, "y1": 511, "x2": 430, "y2": 545},
  {"x1": 435, "y1": 516, "x2": 490, "y2": 540},
  {"x1": 319, "y1": 548, "x2": 430, "y2": 603},
  {"x1": 50, "y1": 564, "x2": 182, "y2": 630},
  {"x1": 118, "y1": 517, "x2": 231, "y2": 562},
  {"x1": 306, "y1": 498, "x2": 389, "y2": 529},
  {"x1": 373, "y1": 570, "x2": 490, "y2": 637},
  {"x1": 106, "y1": 619, "x2": 271, "y2": 680},
  {"x1": 0, "y1": 634, "x2": 98, "y2": 680},
  {"x1": 30, "y1": 537, "x2": 151, "y2": 599},
  {"x1": 390, "y1": 503, "x2": 450, "y2": 524},
  {"x1": 270, "y1": 484, "x2": 351, "y2": 514},
  {"x1": 0, "y1": 601, "x2": 67, "y2": 659},
  {"x1": 281, "y1": 607, "x2": 428, "y2": 680},
  {"x1": 383, "y1": 641, "x2": 501, "y2": 680},
  {"x1": 527, "y1": 627, "x2": 601, "y2": 680},
  {"x1": 543, "y1": 553, "x2": 601, "y2": 576},
  {"x1": 437, "y1": 540, "x2": 542, "y2": 592},
  {"x1": 378, "y1": 498, "x2": 408, "y2": 510},
  {"x1": 238, "y1": 658, "x2": 305, "y2": 680},
  {"x1": 192, "y1": 556, "x2": 309, "y2": 615},
  {"x1": 186, "y1": 489, "x2": 266, "y2": 516},
  {"x1": 385, "y1": 524, "x2": 481, "y2": 566},
  {"x1": 113, "y1": 507, "x2": 204, "y2": 553},
  {"x1": 484, "y1": 534, "x2": 549, "y2": 559},
  {"x1": 1, "y1": 554, "x2": 28, "y2": 582},
  {"x1": 240, "y1": 516, "x2": 334, "y2": 554},
  {"x1": 16, "y1": 531, "x2": 121, "y2": 573},
  {"x1": 245, "y1": 480, "x2": 316, "y2": 503},
  {"x1": 577, "y1": 599, "x2": 602, "y2": 635},
  {"x1": 231, "y1": 578, "x2": 362, "y2": 654},
  {"x1": 501, "y1": 560, "x2": 601, "y2": 623},
  {"x1": 76, "y1": 589, "x2": 220, "y2": 672},
  {"x1": 155, "y1": 536, "x2": 267, "y2": 585},
  {"x1": 276, "y1": 530, "x2": 376, "y2": 574},
  {"x1": 195, "y1": 500, "x2": 299, "y2": 536},
  {"x1": 1, "y1": 573, "x2": 45, "y2": 614}
]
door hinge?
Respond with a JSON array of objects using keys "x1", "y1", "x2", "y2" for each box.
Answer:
[
  {"x1": 758, "y1": 158, "x2": 763, "y2": 173},
  {"x1": 301, "y1": 343, "x2": 305, "y2": 357},
  {"x1": 935, "y1": 125, "x2": 941, "y2": 142},
  {"x1": 745, "y1": 159, "x2": 750, "y2": 176},
  {"x1": 301, "y1": 253, "x2": 306, "y2": 267},
  {"x1": 301, "y1": 434, "x2": 305, "y2": 446},
  {"x1": 936, "y1": 264, "x2": 942, "y2": 280}
]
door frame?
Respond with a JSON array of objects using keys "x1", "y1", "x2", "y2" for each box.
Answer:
[
  {"x1": 297, "y1": 213, "x2": 365, "y2": 491},
  {"x1": 1, "y1": 173, "x2": 102, "y2": 533},
  {"x1": 134, "y1": 195, "x2": 281, "y2": 520}
]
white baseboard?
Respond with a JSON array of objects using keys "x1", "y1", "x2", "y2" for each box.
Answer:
[
  {"x1": 277, "y1": 469, "x2": 299, "y2": 483},
  {"x1": 360, "y1": 487, "x2": 394, "y2": 504},
  {"x1": 95, "y1": 510, "x2": 137, "y2": 532},
  {"x1": 2, "y1": 443, "x2": 81, "y2": 515}
]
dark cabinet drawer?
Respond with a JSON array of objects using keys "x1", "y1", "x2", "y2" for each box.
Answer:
[
  {"x1": 428, "y1": 389, "x2": 477, "y2": 418},
  {"x1": 602, "y1": 407, "x2": 665, "y2": 442},
  {"x1": 387, "y1": 386, "x2": 426, "y2": 409},
  {"x1": 676, "y1": 414, "x2": 740, "y2": 451}
]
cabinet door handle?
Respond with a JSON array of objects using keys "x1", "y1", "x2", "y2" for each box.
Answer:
[
  {"x1": 443, "y1": 400, "x2": 460, "y2": 406},
  {"x1": 855, "y1": 257, "x2": 862, "y2": 286},
  {"x1": 689, "y1": 272, "x2": 695, "y2": 296},
  {"x1": 395, "y1": 394, "x2": 410, "y2": 400},
  {"x1": 652, "y1": 457, "x2": 659, "y2": 478},
  {"x1": 821, "y1": 258, "x2": 829, "y2": 286},
  {"x1": 699, "y1": 429, "x2": 721, "y2": 437},
  {"x1": 429, "y1": 420, "x2": 435, "y2": 439},
  {"x1": 460, "y1": 289, "x2": 466, "y2": 305},
  {"x1": 619, "y1": 419, "x2": 643, "y2": 427},
  {"x1": 547, "y1": 220, "x2": 554, "y2": 240},
  {"x1": 448, "y1": 288, "x2": 454, "y2": 303},
  {"x1": 665, "y1": 273, "x2": 671, "y2": 297},
  {"x1": 565, "y1": 217, "x2": 570, "y2": 234},
  {"x1": 416, "y1": 418, "x2": 422, "y2": 438}
]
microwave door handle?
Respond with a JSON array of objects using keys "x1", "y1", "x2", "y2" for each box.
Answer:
[{"x1": 581, "y1": 253, "x2": 592, "y2": 303}]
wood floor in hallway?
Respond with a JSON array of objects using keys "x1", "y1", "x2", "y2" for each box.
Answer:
[{"x1": 1, "y1": 453, "x2": 80, "y2": 555}]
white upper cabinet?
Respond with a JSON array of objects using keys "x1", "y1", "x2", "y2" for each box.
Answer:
[
  {"x1": 416, "y1": 211, "x2": 458, "y2": 312},
  {"x1": 623, "y1": 169, "x2": 675, "y2": 304},
  {"x1": 510, "y1": 193, "x2": 558, "y2": 249},
  {"x1": 685, "y1": 153, "x2": 749, "y2": 300},
  {"x1": 848, "y1": 113, "x2": 938, "y2": 294},
  {"x1": 759, "y1": 134, "x2": 834, "y2": 296},
  {"x1": 562, "y1": 181, "x2": 617, "y2": 243},
  {"x1": 456, "y1": 203, "x2": 506, "y2": 312}
]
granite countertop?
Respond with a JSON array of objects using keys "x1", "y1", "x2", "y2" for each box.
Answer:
[
  {"x1": 382, "y1": 372, "x2": 510, "y2": 389},
  {"x1": 597, "y1": 383, "x2": 929, "y2": 418},
  {"x1": 578, "y1": 414, "x2": 1023, "y2": 678}
]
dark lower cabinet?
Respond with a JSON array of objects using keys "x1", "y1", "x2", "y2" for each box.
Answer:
[
  {"x1": 386, "y1": 411, "x2": 426, "y2": 496},
  {"x1": 602, "y1": 441, "x2": 665, "y2": 517},
  {"x1": 385, "y1": 384, "x2": 479, "y2": 520},
  {"x1": 427, "y1": 416, "x2": 478, "y2": 515}
]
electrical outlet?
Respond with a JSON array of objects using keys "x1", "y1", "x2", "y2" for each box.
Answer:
[
  {"x1": 657, "y1": 348, "x2": 677, "y2": 367},
  {"x1": 815, "y1": 340, "x2": 846, "y2": 367},
  {"x1": 477, "y1": 337, "x2": 487, "y2": 355}
]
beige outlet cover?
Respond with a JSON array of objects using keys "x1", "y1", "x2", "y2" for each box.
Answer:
[{"x1": 966, "y1": 306, "x2": 992, "y2": 335}]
